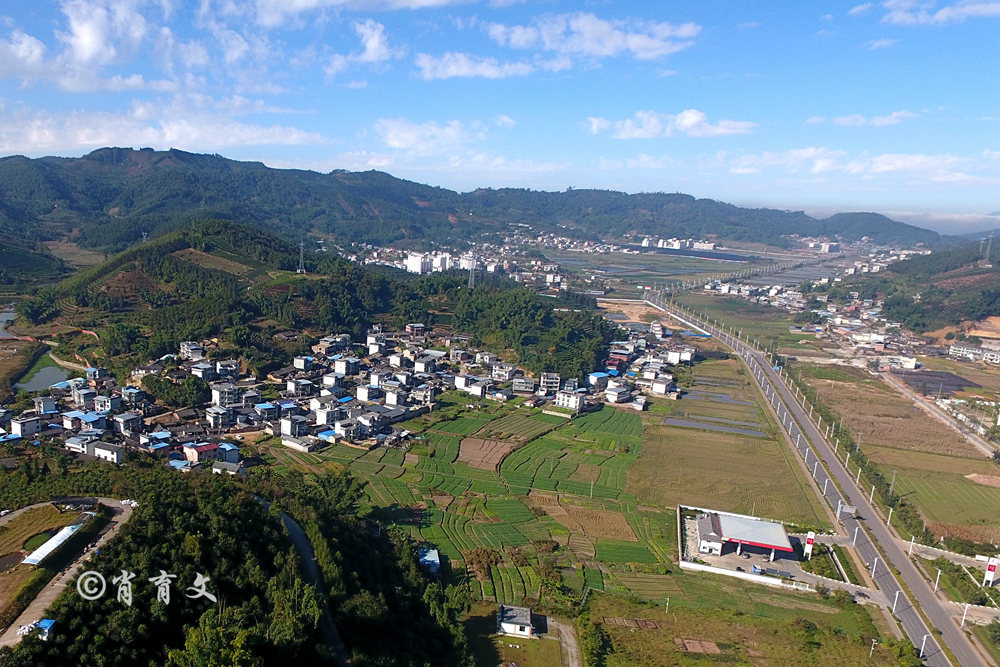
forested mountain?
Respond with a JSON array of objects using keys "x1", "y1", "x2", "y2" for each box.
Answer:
[
  {"x1": 822, "y1": 240, "x2": 1000, "y2": 332},
  {"x1": 14, "y1": 219, "x2": 616, "y2": 381},
  {"x1": 0, "y1": 147, "x2": 940, "y2": 252}
]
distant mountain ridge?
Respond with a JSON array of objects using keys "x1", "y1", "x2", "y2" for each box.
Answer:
[{"x1": 0, "y1": 147, "x2": 942, "y2": 252}]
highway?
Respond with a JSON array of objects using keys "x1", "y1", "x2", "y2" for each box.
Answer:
[{"x1": 647, "y1": 294, "x2": 987, "y2": 667}]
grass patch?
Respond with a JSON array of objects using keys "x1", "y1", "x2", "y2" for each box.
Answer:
[
  {"x1": 586, "y1": 586, "x2": 897, "y2": 666},
  {"x1": 594, "y1": 539, "x2": 658, "y2": 563}
]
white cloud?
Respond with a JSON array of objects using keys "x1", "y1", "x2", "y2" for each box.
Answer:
[
  {"x1": 374, "y1": 117, "x2": 471, "y2": 154},
  {"x1": 347, "y1": 79, "x2": 368, "y2": 88},
  {"x1": 178, "y1": 39, "x2": 210, "y2": 68},
  {"x1": 881, "y1": 0, "x2": 1000, "y2": 25},
  {"x1": 871, "y1": 110, "x2": 918, "y2": 125},
  {"x1": 865, "y1": 37, "x2": 898, "y2": 49},
  {"x1": 253, "y1": 0, "x2": 471, "y2": 28},
  {"x1": 414, "y1": 52, "x2": 534, "y2": 79},
  {"x1": 495, "y1": 114, "x2": 515, "y2": 127},
  {"x1": 603, "y1": 109, "x2": 755, "y2": 139},
  {"x1": 587, "y1": 117, "x2": 611, "y2": 135},
  {"x1": 833, "y1": 114, "x2": 868, "y2": 126},
  {"x1": 0, "y1": 96, "x2": 325, "y2": 154},
  {"x1": 485, "y1": 12, "x2": 700, "y2": 61},
  {"x1": 833, "y1": 110, "x2": 917, "y2": 126},
  {"x1": 821, "y1": 13, "x2": 834, "y2": 20},
  {"x1": 737, "y1": 22, "x2": 761, "y2": 28},
  {"x1": 804, "y1": 116, "x2": 826, "y2": 124},
  {"x1": 326, "y1": 19, "x2": 405, "y2": 75},
  {"x1": 627, "y1": 154, "x2": 680, "y2": 169},
  {"x1": 849, "y1": 3, "x2": 875, "y2": 16},
  {"x1": 0, "y1": 31, "x2": 49, "y2": 80},
  {"x1": 56, "y1": 0, "x2": 149, "y2": 65},
  {"x1": 721, "y1": 146, "x2": 994, "y2": 185}
]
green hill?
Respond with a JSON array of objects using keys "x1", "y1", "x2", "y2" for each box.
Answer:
[{"x1": 0, "y1": 147, "x2": 941, "y2": 251}]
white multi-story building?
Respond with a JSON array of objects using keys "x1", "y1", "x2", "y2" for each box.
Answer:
[
  {"x1": 554, "y1": 391, "x2": 584, "y2": 412},
  {"x1": 406, "y1": 252, "x2": 434, "y2": 274}
]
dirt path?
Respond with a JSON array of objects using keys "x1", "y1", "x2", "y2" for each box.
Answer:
[
  {"x1": 548, "y1": 617, "x2": 582, "y2": 667},
  {"x1": 255, "y1": 497, "x2": 352, "y2": 666},
  {"x1": 0, "y1": 497, "x2": 132, "y2": 646}
]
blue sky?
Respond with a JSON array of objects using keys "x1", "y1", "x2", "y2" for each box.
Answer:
[{"x1": 1, "y1": 1, "x2": 998, "y2": 232}]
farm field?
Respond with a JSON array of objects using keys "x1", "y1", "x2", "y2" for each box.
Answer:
[
  {"x1": 285, "y1": 346, "x2": 833, "y2": 609},
  {"x1": 797, "y1": 363, "x2": 982, "y2": 459},
  {"x1": 867, "y1": 445, "x2": 1000, "y2": 543},
  {"x1": 627, "y1": 373, "x2": 828, "y2": 528},
  {"x1": 673, "y1": 291, "x2": 799, "y2": 346},
  {"x1": 918, "y1": 355, "x2": 1000, "y2": 399},
  {"x1": 0, "y1": 506, "x2": 80, "y2": 611},
  {"x1": 586, "y1": 585, "x2": 898, "y2": 667}
]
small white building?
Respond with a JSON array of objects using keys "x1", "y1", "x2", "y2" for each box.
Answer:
[
  {"x1": 497, "y1": 605, "x2": 535, "y2": 638},
  {"x1": 11, "y1": 416, "x2": 41, "y2": 438},
  {"x1": 605, "y1": 386, "x2": 631, "y2": 404},
  {"x1": 93, "y1": 442, "x2": 124, "y2": 464}
]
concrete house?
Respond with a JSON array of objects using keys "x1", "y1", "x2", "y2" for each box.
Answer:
[
  {"x1": 554, "y1": 391, "x2": 584, "y2": 412},
  {"x1": 33, "y1": 396, "x2": 59, "y2": 415},
  {"x1": 286, "y1": 379, "x2": 315, "y2": 397},
  {"x1": 497, "y1": 605, "x2": 535, "y2": 638},
  {"x1": 280, "y1": 415, "x2": 309, "y2": 438},
  {"x1": 334, "y1": 358, "x2": 360, "y2": 376},
  {"x1": 539, "y1": 373, "x2": 561, "y2": 395},
  {"x1": 605, "y1": 386, "x2": 631, "y2": 404},
  {"x1": 206, "y1": 406, "x2": 234, "y2": 429},
  {"x1": 184, "y1": 442, "x2": 220, "y2": 463},
  {"x1": 93, "y1": 442, "x2": 124, "y2": 464},
  {"x1": 512, "y1": 377, "x2": 537, "y2": 393},
  {"x1": 113, "y1": 411, "x2": 142, "y2": 435},
  {"x1": 211, "y1": 382, "x2": 240, "y2": 406},
  {"x1": 93, "y1": 395, "x2": 121, "y2": 413},
  {"x1": 492, "y1": 364, "x2": 516, "y2": 382},
  {"x1": 179, "y1": 341, "x2": 206, "y2": 360}
]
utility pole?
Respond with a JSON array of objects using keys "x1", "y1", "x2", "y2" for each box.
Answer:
[{"x1": 297, "y1": 241, "x2": 306, "y2": 274}]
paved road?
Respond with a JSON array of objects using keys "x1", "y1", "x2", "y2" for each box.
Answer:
[
  {"x1": 0, "y1": 497, "x2": 132, "y2": 647},
  {"x1": 255, "y1": 497, "x2": 352, "y2": 667},
  {"x1": 649, "y1": 296, "x2": 987, "y2": 667}
]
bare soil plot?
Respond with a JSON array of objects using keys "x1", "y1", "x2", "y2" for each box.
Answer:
[
  {"x1": 605, "y1": 617, "x2": 658, "y2": 630},
  {"x1": 675, "y1": 639, "x2": 721, "y2": 654},
  {"x1": 597, "y1": 300, "x2": 662, "y2": 323},
  {"x1": 562, "y1": 506, "x2": 638, "y2": 542},
  {"x1": 805, "y1": 375, "x2": 982, "y2": 458},
  {"x1": 458, "y1": 438, "x2": 520, "y2": 470},
  {"x1": 967, "y1": 474, "x2": 1000, "y2": 488}
]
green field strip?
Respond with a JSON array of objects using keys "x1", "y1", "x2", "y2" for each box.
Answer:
[
  {"x1": 383, "y1": 477, "x2": 418, "y2": 506},
  {"x1": 485, "y1": 498, "x2": 538, "y2": 524},
  {"x1": 594, "y1": 538, "x2": 658, "y2": 563},
  {"x1": 363, "y1": 474, "x2": 394, "y2": 506},
  {"x1": 583, "y1": 566, "x2": 605, "y2": 591},
  {"x1": 519, "y1": 566, "x2": 540, "y2": 597},
  {"x1": 436, "y1": 476, "x2": 472, "y2": 496},
  {"x1": 350, "y1": 460, "x2": 385, "y2": 476},
  {"x1": 470, "y1": 479, "x2": 509, "y2": 495},
  {"x1": 556, "y1": 479, "x2": 620, "y2": 499}
]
